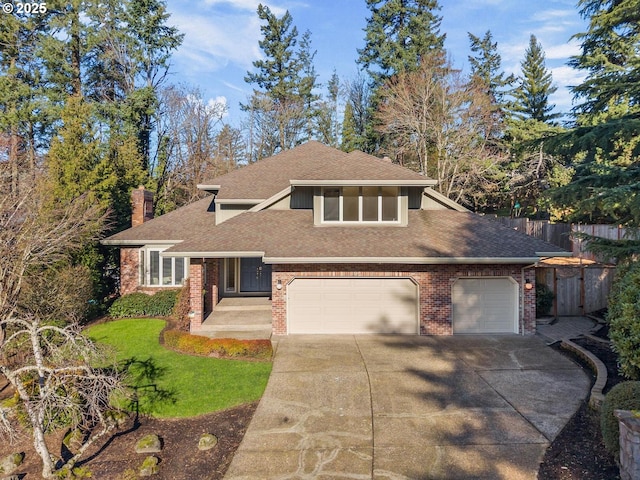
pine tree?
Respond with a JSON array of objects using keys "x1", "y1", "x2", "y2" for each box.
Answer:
[
  {"x1": 358, "y1": 0, "x2": 445, "y2": 81},
  {"x1": 547, "y1": 0, "x2": 640, "y2": 228},
  {"x1": 243, "y1": 4, "x2": 318, "y2": 158},
  {"x1": 467, "y1": 30, "x2": 514, "y2": 107},
  {"x1": 512, "y1": 35, "x2": 560, "y2": 123},
  {"x1": 356, "y1": 0, "x2": 446, "y2": 154}
]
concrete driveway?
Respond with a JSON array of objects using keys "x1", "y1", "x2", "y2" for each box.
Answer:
[{"x1": 224, "y1": 335, "x2": 590, "y2": 480}]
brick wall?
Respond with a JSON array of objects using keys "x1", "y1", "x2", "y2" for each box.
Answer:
[
  {"x1": 120, "y1": 248, "x2": 139, "y2": 295},
  {"x1": 189, "y1": 260, "x2": 204, "y2": 331},
  {"x1": 189, "y1": 258, "x2": 220, "y2": 332},
  {"x1": 272, "y1": 263, "x2": 537, "y2": 336}
]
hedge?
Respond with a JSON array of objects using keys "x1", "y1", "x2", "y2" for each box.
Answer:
[
  {"x1": 607, "y1": 260, "x2": 640, "y2": 379},
  {"x1": 600, "y1": 381, "x2": 640, "y2": 457},
  {"x1": 163, "y1": 329, "x2": 273, "y2": 360},
  {"x1": 109, "y1": 290, "x2": 180, "y2": 318}
]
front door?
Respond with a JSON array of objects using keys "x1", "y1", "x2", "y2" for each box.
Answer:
[{"x1": 239, "y1": 257, "x2": 272, "y2": 293}]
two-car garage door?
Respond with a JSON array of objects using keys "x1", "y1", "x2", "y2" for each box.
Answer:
[{"x1": 288, "y1": 278, "x2": 419, "y2": 334}]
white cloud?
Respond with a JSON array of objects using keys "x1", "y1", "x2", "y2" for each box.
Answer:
[
  {"x1": 170, "y1": 9, "x2": 262, "y2": 73},
  {"x1": 201, "y1": 0, "x2": 288, "y2": 15},
  {"x1": 545, "y1": 40, "x2": 581, "y2": 60}
]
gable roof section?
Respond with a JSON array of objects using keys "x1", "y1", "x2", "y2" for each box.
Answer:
[
  {"x1": 200, "y1": 141, "x2": 434, "y2": 200},
  {"x1": 163, "y1": 209, "x2": 569, "y2": 263},
  {"x1": 102, "y1": 195, "x2": 215, "y2": 245}
]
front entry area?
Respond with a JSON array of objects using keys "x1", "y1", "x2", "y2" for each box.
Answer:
[
  {"x1": 287, "y1": 277, "x2": 419, "y2": 334},
  {"x1": 222, "y1": 257, "x2": 272, "y2": 295}
]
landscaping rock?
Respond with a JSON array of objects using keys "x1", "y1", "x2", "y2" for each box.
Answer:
[
  {"x1": 135, "y1": 434, "x2": 162, "y2": 454},
  {"x1": 0, "y1": 452, "x2": 23, "y2": 476},
  {"x1": 138, "y1": 455, "x2": 160, "y2": 477},
  {"x1": 197, "y1": 433, "x2": 218, "y2": 451}
]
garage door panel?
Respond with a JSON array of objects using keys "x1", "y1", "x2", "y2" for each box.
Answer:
[
  {"x1": 453, "y1": 278, "x2": 517, "y2": 334},
  {"x1": 288, "y1": 278, "x2": 418, "y2": 334}
]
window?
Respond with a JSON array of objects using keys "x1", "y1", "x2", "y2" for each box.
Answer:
[
  {"x1": 139, "y1": 247, "x2": 189, "y2": 287},
  {"x1": 225, "y1": 258, "x2": 237, "y2": 292},
  {"x1": 322, "y1": 186, "x2": 399, "y2": 223}
]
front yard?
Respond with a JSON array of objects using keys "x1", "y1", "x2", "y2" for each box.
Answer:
[
  {"x1": 86, "y1": 318, "x2": 272, "y2": 418},
  {"x1": 0, "y1": 319, "x2": 271, "y2": 479}
]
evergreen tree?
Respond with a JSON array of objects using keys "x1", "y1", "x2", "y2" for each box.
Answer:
[
  {"x1": 467, "y1": 30, "x2": 514, "y2": 107},
  {"x1": 356, "y1": 0, "x2": 446, "y2": 154},
  {"x1": 243, "y1": 4, "x2": 318, "y2": 159},
  {"x1": 512, "y1": 35, "x2": 560, "y2": 123},
  {"x1": 547, "y1": 0, "x2": 640, "y2": 228},
  {"x1": 0, "y1": 9, "x2": 47, "y2": 192},
  {"x1": 358, "y1": 0, "x2": 445, "y2": 82}
]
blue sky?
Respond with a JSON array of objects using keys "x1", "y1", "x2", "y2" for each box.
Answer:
[{"x1": 165, "y1": 0, "x2": 588, "y2": 125}]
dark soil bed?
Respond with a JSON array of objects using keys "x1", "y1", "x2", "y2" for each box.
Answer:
[
  {"x1": 0, "y1": 401, "x2": 257, "y2": 479},
  {"x1": 538, "y1": 334, "x2": 622, "y2": 479}
]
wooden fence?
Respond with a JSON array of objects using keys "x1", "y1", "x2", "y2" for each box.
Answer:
[
  {"x1": 491, "y1": 217, "x2": 626, "y2": 316},
  {"x1": 491, "y1": 218, "x2": 633, "y2": 262},
  {"x1": 536, "y1": 264, "x2": 616, "y2": 316}
]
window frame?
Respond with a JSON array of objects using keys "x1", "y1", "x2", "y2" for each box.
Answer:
[
  {"x1": 321, "y1": 186, "x2": 400, "y2": 224},
  {"x1": 139, "y1": 247, "x2": 189, "y2": 287}
]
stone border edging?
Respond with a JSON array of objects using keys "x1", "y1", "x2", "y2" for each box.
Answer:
[{"x1": 561, "y1": 338, "x2": 607, "y2": 408}]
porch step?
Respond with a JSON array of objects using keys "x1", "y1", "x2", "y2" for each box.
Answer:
[
  {"x1": 214, "y1": 304, "x2": 271, "y2": 312},
  {"x1": 196, "y1": 328, "x2": 273, "y2": 340}
]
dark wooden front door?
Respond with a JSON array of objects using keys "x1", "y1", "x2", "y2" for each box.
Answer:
[{"x1": 239, "y1": 258, "x2": 272, "y2": 293}]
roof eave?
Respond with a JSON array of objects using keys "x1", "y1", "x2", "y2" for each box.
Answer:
[
  {"x1": 101, "y1": 239, "x2": 183, "y2": 246},
  {"x1": 262, "y1": 256, "x2": 560, "y2": 264},
  {"x1": 290, "y1": 179, "x2": 437, "y2": 187},
  {"x1": 197, "y1": 184, "x2": 221, "y2": 191},
  {"x1": 160, "y1": 250, "x2": 266, "y2": 258}
]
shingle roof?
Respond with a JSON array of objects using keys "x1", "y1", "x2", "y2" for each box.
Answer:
[
  {"x1": 203, "y1": 141, "x2": 431, "y2": 200},
  {"x1": 163, "y1": 209, "x2": 568, "y2": 262},
  {"x1": 102, "y1": 195, "x2": 215, "y2": 244}
]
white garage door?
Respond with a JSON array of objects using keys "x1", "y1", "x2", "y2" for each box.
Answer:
[
  {"x1": 452, "y1": 278, "x2": 518, "y2": 334},
  {"x1": 288, "y1": 278, "x2": 418, "y2": 334}
]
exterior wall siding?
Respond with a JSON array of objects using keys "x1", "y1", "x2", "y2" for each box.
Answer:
[{"x1": 272, "y1": 263, "x2": 537, "y2": 336}]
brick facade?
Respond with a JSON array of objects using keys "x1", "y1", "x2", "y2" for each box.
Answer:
[
  {"x1": 120, "y1": 247, "x2": 139, "y2": 295},
  {"x1": 271, "y1": 263, "x2": 537, "y2": 336},
  {"x1": 189, "y1": 258, "x2": 220, "y2": 332}
]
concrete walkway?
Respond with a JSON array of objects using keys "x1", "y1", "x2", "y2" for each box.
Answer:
[
  {"x1": 224, "y1": 335, "x2": 590, "y2": 480},
  {"x1": 536, "y1": 316, "x2": 597, "y2": 343}
]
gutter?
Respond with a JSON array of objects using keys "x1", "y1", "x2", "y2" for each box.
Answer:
[{"x1": 263, "y1": 256, "x2": 557, "y2": 265}]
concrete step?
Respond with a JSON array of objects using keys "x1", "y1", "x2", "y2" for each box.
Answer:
[
  {"x1": 214, "y1": 305, "x2": 271, "y2": 312},
  {"x1": 196, "y1": 327, "x2": 272, "y2": 340}
]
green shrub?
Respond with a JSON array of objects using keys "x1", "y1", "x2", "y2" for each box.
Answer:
[
  {"x1": 109, "y1": 293, "x2": 150, "y2": 318},
  {"x1": 600, "y1": 381, "x2": 640, "y2": 457},
  {"x1": 162, "y1": 329, "x2": 272, "y2": 360},
  {"x1": 145, "y1": 290, "x2": 178, "y2": 317},
  {"x1": 535, "y1": 283, "x2": 554, "y2": 317},
  {"x1": 173, "y1": 282, "x2": 191, "y2": 331},
  {"x1": 109, "y1": 290, "x2": 179, "y2": 318},
  {"x1": 607, "y1": 261, "x2": 640, "y2": 379}
]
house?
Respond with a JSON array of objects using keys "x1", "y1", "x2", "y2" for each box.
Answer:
[{"x1": 103, "y1": 141, "x2": 570, "y2": 336}]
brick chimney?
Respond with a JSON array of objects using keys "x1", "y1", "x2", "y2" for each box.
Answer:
[{"x1": 131, "y1": 186, "x2": 154, "y2": 227}]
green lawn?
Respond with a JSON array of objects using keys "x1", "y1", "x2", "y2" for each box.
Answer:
[{"x1": 86, "y1": 319, "x2": 272, "y2": 418}]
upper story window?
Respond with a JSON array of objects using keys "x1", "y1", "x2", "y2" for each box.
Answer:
[
  {"x1": 322, "y1": 186, "x2": 399, "y2": 223},
  {"x1": 139, "y1": 247, "x2": 189, "y2": 287}
]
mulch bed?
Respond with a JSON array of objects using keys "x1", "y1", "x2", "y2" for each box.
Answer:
[
  {"x1": 0, "y1": 400, "x2": 257, "y2": 479},
  {"x1": 538, "y1": 324, "x2": 622, "y2": 480}
]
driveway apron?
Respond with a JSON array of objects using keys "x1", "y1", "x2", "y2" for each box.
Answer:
[{"x1": 223, "y1": 335, "x2": 589, "y2": 480}]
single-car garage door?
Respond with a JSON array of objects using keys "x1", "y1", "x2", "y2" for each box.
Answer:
[
  {"x1": 452, "y1": 278, "x2": 518, "y2": 334},
  {"x1": 288, "y1": 278, "x2": 418, "y2": 334}
]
